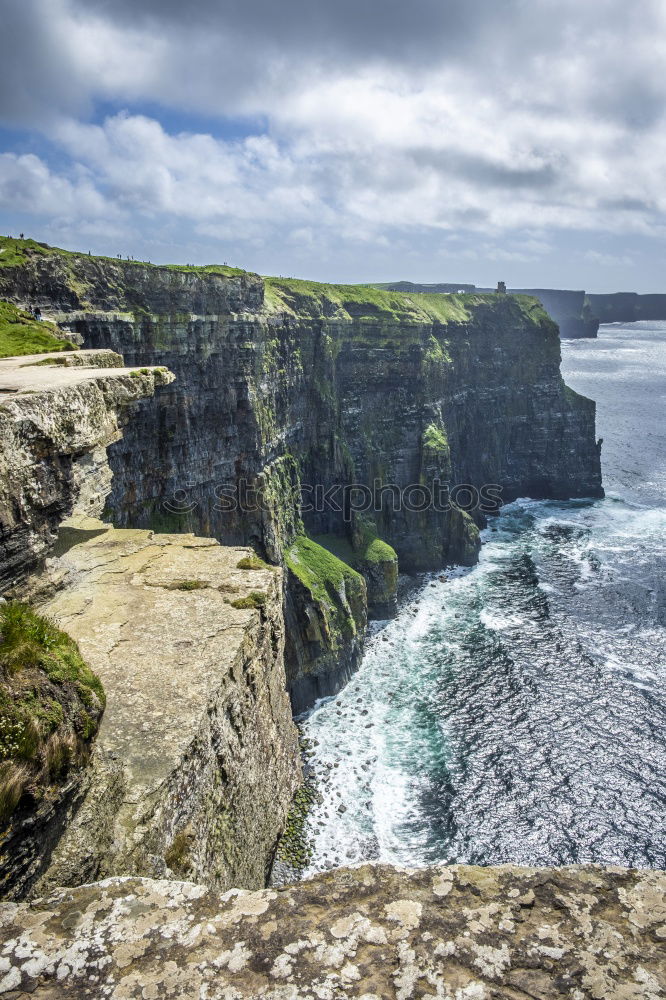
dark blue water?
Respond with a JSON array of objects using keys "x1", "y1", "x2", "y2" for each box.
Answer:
[{"x1": 302, "y1": 321, "x2": 666, "y2": 871}]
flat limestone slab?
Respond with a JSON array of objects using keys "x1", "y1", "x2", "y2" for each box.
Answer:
[
  {"x1": 1, "y1": 863, "x2": 664, "y2": 999},
  {"x1": 35, "y1": 517, "x2": 299, "y2": 892},
  {"x1": 0, "y1": 350, "x2": 143, "y2": 394},
  {"x1": 44, "y1": 520, "x2": 270, "y2": 802}
]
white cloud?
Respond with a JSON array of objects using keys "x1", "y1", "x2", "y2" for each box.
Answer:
[{"x1": 0, "y1": 0, "x2": 665, "y2": 286}]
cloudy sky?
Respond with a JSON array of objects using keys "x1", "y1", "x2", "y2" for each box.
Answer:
[{"x1": 1, "y1": 0, "x2": 665, "y2": 290}]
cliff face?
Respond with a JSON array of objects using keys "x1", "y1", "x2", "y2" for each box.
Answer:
[
  {"x1": 510, "y1": 288, "x2": 600, "y2": 339},
  {"x1": 1, "y1": 863, "x2": 664, "y2": 999},
  {"x1": 0, "y1": 243, "x2": 603, "y2": 707},
  {"x1": 0, "y1": 345, "x2": 299, "y2": 900},
  {"x1": 34, "y1": 520, "x2": 299, "y2": 898},
  {"x1": 0, "y1": 349, "x2": 174, "y2": 595},
  {"x1": 0, "y1": 352, "x2": 174, "y2": 898},
  {"x1": 588, "y1": 291, "x2": 666, "y2": 324},
  {"x1": 382, "y1": 282, "x2": 601, "y2": 338}
]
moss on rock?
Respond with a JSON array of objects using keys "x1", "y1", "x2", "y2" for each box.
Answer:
[
  {"x1": 230, "y1": 592, "x2": 266, "y2": 610},
  {"x1": 236, "y1": 554, "x2": 270, "y2": 571},
  {"x1": 313, "y1": 520, "x2": 399, "y2": 619},
  {"x1": 285, "y1": 535, "x2": 364, "y2": 644}
]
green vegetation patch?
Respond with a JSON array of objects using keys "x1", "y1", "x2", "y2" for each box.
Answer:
[
  {"x1": 0, "y1": 238, "x2": 54, "y2": 270},
  {"x1": 0, "y1": 300, "x2": 76, "y2": 358},
  {"x1": 236, "y1": 554, "x2": 270, "y2": 571},
  {"x1": 0, "y1": 602, "x2": 105, "y2": 827},
  {"x1": 161, "y1": 262, "x2": 251, "y2": 278},
  {"x1": 286, "y1": 535, "x2": 362, "y2": 603},
  {"x1": 167, "y1": 579, "x2": 209, "y2": 591},
  {"x1": 285, "y1": 534, "x2": 364, "y2": 640},
  {"x1": 352, "y1": 516, "x2": 397, "y2": 565},
  {"x1": 230, "y1": 591, "x2": 266, "y2": 610},
  {"x1": 0, "y1": 236, "x2": 254, "y2": 280},
  {"x1": 422, "y1": 422, "x2": 450, "y2": 455},
  {"x1": 314, "y1": 520, "x2": 397, "y2": 570},
  {"x1": 26, "y1": 356, "x2": 69, "y2": 366},
  {"x1": 264, "y1": 276, "x2": 478, "y2": 325}
]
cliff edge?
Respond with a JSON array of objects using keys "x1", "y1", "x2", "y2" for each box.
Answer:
[
  {"x1": 0, "y1": 240, "x2": 603, "y2": 710},
  {"x1": 0, "y1": 863, "x2": 663, "y2": 999}
]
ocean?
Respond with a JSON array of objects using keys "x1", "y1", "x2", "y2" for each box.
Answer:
[{"x1": 301, "y1": 320, "x2": 666, "y2": 872}]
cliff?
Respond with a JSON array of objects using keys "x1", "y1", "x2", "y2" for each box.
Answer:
[
  {"x1": 381, "y1": 282, "x2": 600, "y2": 338},
  {"x1": 0, "y1": 348, "x2": 173, "y2": 595},
  {"x1": 34, "y1": 518, "x2": 300, "y2": 898},
  {"x1": 1, "y1": 863, "x2": 663, "y2": 998},
  {"x1": 509, "y1": 288, "x2": 599, "y2": 339},
  {"x1": 0, "y1": 239, "x2": 603, "y2": 709},
  {"x1": 0, "y1": 345, "x2": 299, "y2": 900},
  {"x1": 0, "y1": 351, "x2": 174, "y2": 897},
  {"x1": 588, "y1": 291, "x2": 666, "y2": 324}
]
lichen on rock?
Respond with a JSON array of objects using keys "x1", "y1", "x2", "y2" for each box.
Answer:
[{"x1": 0, "y1": 863, "x2": 663, "y2": 999}]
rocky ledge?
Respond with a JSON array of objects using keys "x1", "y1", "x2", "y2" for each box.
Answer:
[
  {"x1": 19, "y1": 517, "x2": 300, "y2": 899},
  {"x1": 0, "y1": 350, "x2": 174, "y2": 594},
  {"x1": 0, "y1": 863, "x2": 664, "y2": 999}
]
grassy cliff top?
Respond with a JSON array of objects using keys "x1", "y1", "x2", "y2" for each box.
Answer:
[
  {"x1": 0, "y1": 300, "x2": 77, "y2": 358},
  {"x1": 265, "y1": 276, "x2": 476, "y2": 323},
  {"x1": 264, "y1": 275, "x2": 549, "y2": 326},
  {"x1": 0, "y1": 236, "x2": 252, "y2": 279},
  {"x1": 0, "y1": 237, "x2": 550, "y2": 328}
]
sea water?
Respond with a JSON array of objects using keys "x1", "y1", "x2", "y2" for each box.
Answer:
[{"x1": 301, "y1": 320, "x2": 666, "y2": 871}]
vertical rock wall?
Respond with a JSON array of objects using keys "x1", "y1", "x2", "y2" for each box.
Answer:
[{"x1": 0, "y1": 248, "x2": 603, "y2": 707}]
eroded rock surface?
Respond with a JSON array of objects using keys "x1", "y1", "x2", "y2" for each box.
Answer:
[
  {"x1": 31, "y1": 518, "x2": 300, "y2": 896},
  {"x1": 0, "y1": 863, "x2": 664, "y2": 999},
  {"x1": 0, "y1": 350, "x2": 173, "y2": 594}
]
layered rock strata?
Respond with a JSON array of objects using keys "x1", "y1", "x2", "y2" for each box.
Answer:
[
  {"x1": 384, "y1": 282, "x2": 601, "y2": 339},
  {"x1": 30, "y1": 518, "x2": 299, "y2": 897},
  {"x1": 0, "y1": 349, "x2": 173, "y2": 594},
  {"x1": 0, "y1": 863, "x2": 663, "y2": 999},
  {"x1": 0, "y1": 347, "x2": 298, "y2": 900},
  {"x1": 0, "y1": 242, "x2": 604, "y2": 706}
]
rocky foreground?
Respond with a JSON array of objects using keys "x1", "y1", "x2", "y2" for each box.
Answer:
[{"x1": 0, "y1": 863, "x2": 664, "y2": 999}]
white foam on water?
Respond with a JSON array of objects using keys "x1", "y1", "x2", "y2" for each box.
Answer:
[{"x1": 299, "y1": 345, "x2": 666, "y2": 871}]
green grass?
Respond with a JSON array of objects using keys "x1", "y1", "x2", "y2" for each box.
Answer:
[
  {"x1": 264, "y1": 276, "x2": 481, "y2": 324},
  {"x1": 286, "y1": 535, "x2": 362, "y2": 600},
  {"x1": 313, "y1": 515, "x2": 397, "y2": 570},
  {"x1": 236, "y1": 554, "x2": 270, "y2": 571},
  {"x1": 230, "y1": 591, "x2": 267, "y2": 609},
  {"x1": 0, "y1": 236, "x2": 254, "y2": 280},
  {"x1": 161, "y1": 262, "x2": 251, "y2": 278},
  {"x1": 0, "y1": 602, "x2": 104, "y2": 702},
  {"x1": 0, "y1": 300, "x2": 77, "y2": 358},
  {"x1": 354, "y1": 518, "x2": 397, "y2": 564},
  {"x1": 264, "y1": 276, "x2": 552, "y2": 333},
  {"x1": 285, "y1": 534, "x2": 365, "y2": 641},
  {"x1": 26, "y1": 356, "x2": 70, "y2": 366},
  {"x1": 167, "y1": 579, "x2": 209, "y2": 591},
  {"x1": 0, "y1": 238, "x2": 54, "y2": 269},
  {"x1": 0, "y1": 602, "x2": 105, "y2": 826},
  {"x1": 422, "y1": 423, "x2": 450, "y2": 454}
]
